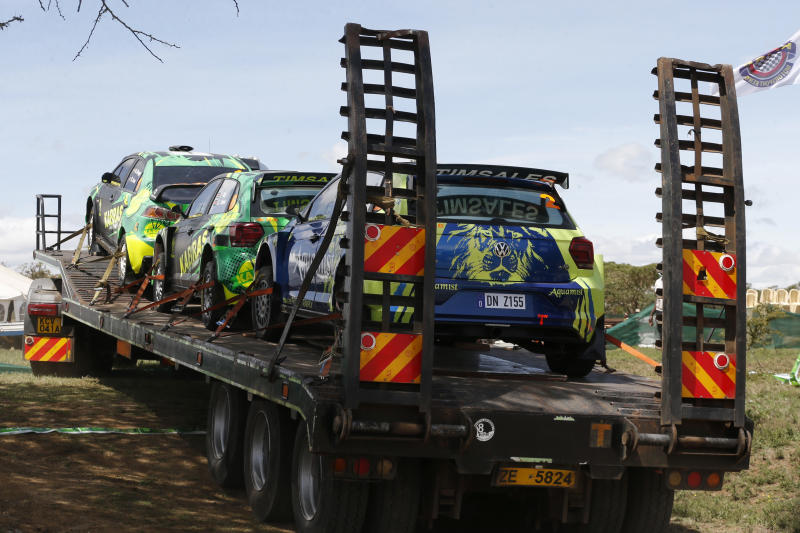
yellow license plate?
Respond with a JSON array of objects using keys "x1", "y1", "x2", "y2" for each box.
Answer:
[
  {"x1": 494, "y1": 467, "x2": 576, "y2": 487},
  {"x1": 36, "y1": 317, "x2": 62, "y2": 334}
]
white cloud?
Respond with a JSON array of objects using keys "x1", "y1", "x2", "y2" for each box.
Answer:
[
  {"x1": 590, "y1": 233, "x2": 661, "y2": 266},
  {"x1": 323, "y1": 141, "x2": 348, "y2": 170},
  {"x1": 0, "y1": 217, "x2": 36, "y2": 267},
  {"x1": 593, "y1": 143, "x2": 654, "y2": 182}
]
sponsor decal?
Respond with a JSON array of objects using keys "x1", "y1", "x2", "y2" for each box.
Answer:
[
  {"x1": 103, "y1": 204, "x2": 124, "y2": 230},
  {"x1": 547, "y1": 288, "x2": 584, "y2": 297},
  {"x1": 179, "y1": 235, "x2": 205, "y2": 273},
  {"x1": 236, "y1": 259, "x2": 255, "y2": 286},
  {"x1": 143, "y1": 221, "x2": 165, "y2": 239},
  {"x1": 553, "y1": 415, "x2": 575, "y2": 422}
]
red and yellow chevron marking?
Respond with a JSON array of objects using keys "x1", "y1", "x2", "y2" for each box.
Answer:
[
  {"x1": 24, "y1": 336, "x2": 73, "y2": 363},
  {"x1": 364, "y1": 225, "x2": 425, "y2": 276},
  {"x1": 681, "y1": 351, "x2": 736, "y2": 399},
  {"x1": 683, "y1": 250, "x2": 737, "y2": 300},
  {"x1": 359, "y1": 332, "x2": 422, "y2": 384}
]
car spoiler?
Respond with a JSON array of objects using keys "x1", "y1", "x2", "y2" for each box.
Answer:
[
  {"x1": 149, "y1": 182, "x2": 207, "y2": 203},
  {"x1": 435, "y1": 164, "x2": 569, "y2": 189},
  {"x1": 256, "y1": 172, "x2": 338, "y2": 187}
]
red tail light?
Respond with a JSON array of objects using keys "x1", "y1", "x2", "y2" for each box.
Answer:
[
  {"x1": 229, "y1": 223, "x2": 264, "y2": 247},
  {"x1": 143, "y1": 206, "x2": 181, "y2": 221},
  {"x1": 569, "y1": 237, "x2": 594, "y2": 269},
  {"x1": 28, "y1": 303, "x2": 59, "y2": 316}
]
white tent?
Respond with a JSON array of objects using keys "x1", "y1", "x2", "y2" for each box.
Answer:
[{"x1": 0, "y1": 265, "x2": 32, "y2": 324}]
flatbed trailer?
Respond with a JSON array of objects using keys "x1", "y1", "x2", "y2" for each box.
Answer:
[{"x1": 25, "y1": 25, "x2": 752, "y2": 533}]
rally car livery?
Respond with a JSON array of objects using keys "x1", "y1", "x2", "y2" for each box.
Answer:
[
  {"x1": 152, "y1": 171, "x2": 335, "y2": 330},
  {"x1": 263, "y1": 165, "x2": 605, "y2": 377},
  {"x1": 86, "y1": 146, "x2": 250, "y2": 284}
]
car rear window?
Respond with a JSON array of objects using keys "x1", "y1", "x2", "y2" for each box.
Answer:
[
  {"x1": 252, "y1": 186, "x2": 322, "y2": 216},
  {"x1": 436, "y1": 183, "x2": 574, "y2": 228},
  {"x1": 153, "y1": 166, "x2": 241, "y2": 203}
]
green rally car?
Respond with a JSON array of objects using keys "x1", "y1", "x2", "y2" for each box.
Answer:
[
  {"x1": 152, "y1": 170, "x2": 335, "y2": 330},
  {"x1": 86, "y1": 146, "x2": 250, "y2": 283}
]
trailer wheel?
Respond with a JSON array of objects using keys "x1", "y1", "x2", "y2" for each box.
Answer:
[
  {"x1": 291, "y1": 423, "x2": 368, "y2": 533},
  {"x1": 362, "y1": 459, "x2": 421, "y2": 533},
  {"x1": 206, "y1": 381, "x2": 247, "y2": 488},
  {"x1": 251, "y1": 267, "x2": 280, "y2": 340},
  {"x1": 201, "y1": 260, "x2": 225, "y2": 331},
  {"x1": 244, "y1": 400, "x2": 294, "y2": 522},
  {"x1": 152, "y1": 247, "x2": 174, "y2": 313},
  {"x1": 573, "y1": 477, "x2": 628, "y2": 533},
  {"x1": 620, "y1": 469, "x2": 673, "y2": 533}
]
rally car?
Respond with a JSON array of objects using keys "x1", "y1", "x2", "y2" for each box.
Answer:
[
  {"x1": 260, "y1": 164, "x2": 605, "y2": 377},
  {"x1": 86, "y1": 146, "x2": 250, "y2": 284},
  {"x1": 151, "y1": 170, "x2": 335, "y2": 331}
]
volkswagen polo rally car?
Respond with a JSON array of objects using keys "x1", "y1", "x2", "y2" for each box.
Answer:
[
  {"x1": 152, "y1": 170, "x2": 335, "y2": 331},
  {"x1": 262, "y1": 164, "x2": 604, "y2": 377},
  {"x1": 86, "y1": 146, "x2": 250, "y2": 284}
]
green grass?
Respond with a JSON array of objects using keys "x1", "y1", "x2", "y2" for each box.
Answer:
[{"x1": 608, "y1": 345, "x2": 800, "y2": 532}]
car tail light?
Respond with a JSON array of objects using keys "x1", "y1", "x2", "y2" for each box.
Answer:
[
  {"x1": 143, "y1": 206, "x2": 181, "y2": 221},
  {"x1": 229, "y1": 223, "x2": 264, "y2": 247},
  {"x1": 28, "y1": 303, "x2": 58, "y2": 316},
  {"x1": 569, "y1": 237, "x2": 594, "y2": 269}
]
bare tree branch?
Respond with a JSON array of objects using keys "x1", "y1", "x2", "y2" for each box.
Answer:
[
  {"x1": 73, "y1": 0, "x2": 179, "y2": 62},
  {"x1": 0, "y1": 15, "x2": 23, "y2": 31},
  {"x1": 232, "y1": 0, "x2": 239, "y2": 16}
]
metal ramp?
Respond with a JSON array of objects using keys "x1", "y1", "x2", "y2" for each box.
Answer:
[
  {"x1": 339, "y1": 23, "x2": 437, "y2": 411},
  {"x1": 653, "y1": 58, "x2": 747, "y2": 429}
]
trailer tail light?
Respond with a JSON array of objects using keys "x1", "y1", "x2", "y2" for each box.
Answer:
[
  {"x1": 27, "y1": 303, "x2": 58, "y2": 316},
  {"x1": 143, "y1": 206, "x2": 181, "y2": 221},
  {"x1": 331, "y1": 456, "x2": 394, "y2": 480},
  {"x1": 569, "y1": 237, "x2": 594, "y2": 269},
  {"x1": 666, "y1": 469, "x2": 724, "y2": 490},
  {"x1": 229, "y1": 223, "x2": 264, "y2": 247}
]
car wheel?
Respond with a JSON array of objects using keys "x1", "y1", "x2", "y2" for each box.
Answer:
[
  {"x1": 251, "y1": 267, "x2": 280, "y2": 340},
  {"x1": 152, "y1": 247, "x2": 173, "y2": 313},
  {"x1": 88, "y1": 203, "x2": 104, "y2": 256},
  {"x1": 201, "y1": 260, "x2": 225, "y2": 331},
  {"x1": 118, "y1": 236, "x2": 134, "y2": 286},
  {"x1": 545, "y1": 352, "x2": 596, "y2": 378}
]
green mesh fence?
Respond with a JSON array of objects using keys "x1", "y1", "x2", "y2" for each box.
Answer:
[{"x1": 606, "y1": 303, "x2": 800, "y2": 349}]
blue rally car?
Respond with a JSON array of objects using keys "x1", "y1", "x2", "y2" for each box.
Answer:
[{"x1": 257, "y1": 164, "x2": 605, "y2": 377}]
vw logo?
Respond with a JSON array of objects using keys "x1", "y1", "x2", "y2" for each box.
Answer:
[{"x1": 493, "y1": 241, "x2": 511, "y2": 258}]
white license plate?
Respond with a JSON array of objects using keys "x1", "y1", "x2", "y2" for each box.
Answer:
[{"x1": 484, "y1": 293, "x2": 526, "y2": 310}]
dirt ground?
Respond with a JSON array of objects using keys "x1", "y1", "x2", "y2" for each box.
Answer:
[{"x1": 0, "y1": 355, "x2": 714, "y2": 533}]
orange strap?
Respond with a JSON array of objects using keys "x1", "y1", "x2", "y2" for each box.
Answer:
[{"x1": 605, "y1": 333, "x2": 660, "y2": 368}]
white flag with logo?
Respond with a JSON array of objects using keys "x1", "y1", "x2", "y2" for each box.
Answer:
[{"x1": 727, "y1": 29, "x2": 800, "y2": 96}]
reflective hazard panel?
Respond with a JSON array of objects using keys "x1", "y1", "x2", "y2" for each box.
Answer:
[
  {"x1": 24, "y1": 336, "x2": 73, "y2": 363},
  {"x1": 682, "y1": 351, "x2": 737, "y2": 399},
  {"x1": 363, "y1": 225, "x2": 425, "y2": 276},
  {"x1": 359, "y1": 332, "x2": 422, "y2": 383},
  {"x1": 683, "y1": 249, "x2": 737, "y2": 300}
]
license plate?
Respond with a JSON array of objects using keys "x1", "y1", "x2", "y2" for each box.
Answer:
[
  {"x1": 36, "y1": 317, "x2": 62, "y2": 334},
  {"x1": 494, "y1": 467, "x2": 576, "y2": 487},
  {"x1": 483, "y1": 293, "x2": 526, "y2": 310}
]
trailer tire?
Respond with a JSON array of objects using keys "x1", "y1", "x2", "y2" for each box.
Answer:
[
  {"x1": 201, "y1": 260, "x2": 225, "y2": 331},
  {"x1": 206, "y1": 381, "x2": 247, "y2": 488},
  {"x1": 620, "y1": 469, "x2": 674, "y2": 533},
  {"x1": 362, "y1": 459, "x2": 421, "y2": 533},
  {"x1": 244, "y1": 400, "x2": 294, "y2": 522},
  {"x1": 573, "y1": 477, "x2": 628, "y2": 533},
  {"x1": 291, "y1": 423, "x2": 368, "y2": 533}
]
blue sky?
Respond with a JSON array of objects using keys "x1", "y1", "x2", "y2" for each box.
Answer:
[{"x1": 1, "y1": 0, "x2": 798, "y2": 287}]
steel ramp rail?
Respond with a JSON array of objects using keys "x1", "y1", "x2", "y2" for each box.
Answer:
[
  {"x1": 653, "y1": 58, "x2": 746, "y2": 429},
  {"x1": 339, "y1": 23, "x2": 437, "y2": 411}
]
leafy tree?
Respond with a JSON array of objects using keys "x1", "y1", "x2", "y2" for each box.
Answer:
[
  {"x1": 746, "y1": 303, "x2": 785, "y2": 349},
  {"x1": 16, "y1": 262, "x2": 57, "y2": 280},
  {"x1": 604, "y1": 262, "x2": 659, "y2": 317}
]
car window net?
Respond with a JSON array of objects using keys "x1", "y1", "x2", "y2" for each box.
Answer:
[{"x1": 254, "y1": 187, "x2": 320, "y2": 216}]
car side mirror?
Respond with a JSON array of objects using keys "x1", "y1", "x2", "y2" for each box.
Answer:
[
  {"x1": 170, "y1": 205, "x2": 185, "y2": 218},
  {"x1": 286, "y1": 205, "x2": 305, "y2": 222},
  {"x1": 101, "y1": 172, "x2": 117, "y2": 184}
]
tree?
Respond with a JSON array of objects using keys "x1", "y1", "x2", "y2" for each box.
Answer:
[
  {"x1": 16, "y1": 262, "x2": 57, "y2": 280},
  {"x1": 746, "y1": 303, "x2": 785, "y2": 348},
  {"x1": 604, "y1": 262, "x2": 659, "y2": 317},
  {"x1": 2, "y1": 1, "x2": 239, "y2": 61}
]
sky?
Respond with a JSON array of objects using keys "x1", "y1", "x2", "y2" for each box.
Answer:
[{"x1": 1, "y1": 0, "x2": 799, "y2": 288}]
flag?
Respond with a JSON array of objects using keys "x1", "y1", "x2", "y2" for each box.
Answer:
[{"x1": 727, "y1": 29, "x2": 800, "y2": 96}]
